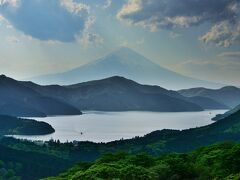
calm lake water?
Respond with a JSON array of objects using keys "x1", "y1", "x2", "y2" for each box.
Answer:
[{"x1": 13, "y1": 110, "x2": 227, "y2": 143}]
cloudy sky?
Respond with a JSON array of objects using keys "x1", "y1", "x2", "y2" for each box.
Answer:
[{"x1": 0, "y1": 0, "x2": 240, "y2": 85}]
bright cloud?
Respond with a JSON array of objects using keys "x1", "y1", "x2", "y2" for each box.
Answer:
[
  {"x1": 79, "y1": 16, "x2": 103, "y2": 47},
  {"x1": 0, "y1": 0, "x2": 20, "y2": 8},
  {"x1": 201, "y1": 21, "x2": 240, "y2": 48},
  {"x1": 102, "y1": 0, "x2": 112, "y2": 9},
  {"x1": 60, "y1": 0, "x2": 89, "y2": 15},
  {"x1": 117, "y1": 0, "x2": 240, "y2": 47}
]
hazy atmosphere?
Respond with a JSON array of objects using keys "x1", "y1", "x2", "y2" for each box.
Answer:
[
  {"x1": 0, "y1": 0, "x2": 240, "y2": 86},
  {"x1": 1, "y1": 1, "x2": 240, "y2": 180}
]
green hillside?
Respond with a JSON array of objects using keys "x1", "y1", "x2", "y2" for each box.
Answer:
[
  {"x1": 45, "y1": 142, "x2": 240, "y2": 180},
  {"x1": 1, "y1": 109, "x2": 240, "y2": 179}
]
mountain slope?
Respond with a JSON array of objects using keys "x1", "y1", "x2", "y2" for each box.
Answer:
[
  {"x1": 4, "y1": 107, "x2": 240, "y2": 179},
  {"x1": 45, "y1": 142, "x2": 240, "y2": 180},
  {"x1": 178, "y1": 86, "x2": 240, "y2": 108},
  {"x1": 1, "y1": 108, "x2": 240, "y2": 179},
  {"x1": 0, "y1": 115, "x2": 55, "y2": 135},
  {"x1": 186, "y1": 96, "x2": 228, "y2": 110},
  {"x1": 22, "y1": 76, "x2": 204, "y2": 112},
  {"x1": 212, "y1": 104, "x2": 240, "y2": 121},
  {"x1": 29, "y1": 47, "x2": 222, "y2": 90},
  {"x1": 0, "y1": 75, "x2": 82, "y2": 117},
  {"x1": 107, "y1": 108, "x2": 240, "y2": 154},
  {"x1": 0, "y1": 140, "x2": 71, "y2": 180}
]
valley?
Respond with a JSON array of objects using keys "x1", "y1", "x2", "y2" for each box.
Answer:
[
  {"x1": 1, "y1": 1, "x2": 240, "y2": 179},
  {"x1": 1, "y1": 75, "x2": 232, "y2": 117},
  {"x1": 0, "y1": 105, "x2": 239, "y2": 179},
  {"x1": 0, "y1": 75, "x2": 239, "y2": 180}
]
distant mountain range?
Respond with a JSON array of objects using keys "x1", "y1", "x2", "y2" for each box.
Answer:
[
  {"x1": 28, "y1": 47, "x2": 223, "y2": 90},
  {"x1": 0, "y1": 75, "x2": 82, "y2": 117},
  {"x1": 22, "y1": 76, "x2": 205, "y2": 112},
  {"x1": 0, "y1": 75, "x2": 231, "y2": 117},
  {"x1": 178, "y1": 86, "x2": 240, "y2": 109}
]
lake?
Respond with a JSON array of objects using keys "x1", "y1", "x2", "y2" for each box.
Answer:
[{"x1": 13, "y1": 110, "x2": 227, "y2": 143}]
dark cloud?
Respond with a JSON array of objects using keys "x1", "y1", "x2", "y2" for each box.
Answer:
[
  {"x1": 0, "y1": 0, "x2": 89, "y2": 42},
  {"x1": 118, "y1": 0, "x2": 240, "y2": 47}
]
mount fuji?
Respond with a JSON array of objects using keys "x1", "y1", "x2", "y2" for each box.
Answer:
[{"x1": 29, "y1": 47, "x2": 223, "y2": 90}]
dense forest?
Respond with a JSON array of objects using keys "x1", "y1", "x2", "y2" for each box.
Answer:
[
  {"x1": 2, "y1": 139, "x2": 240, "y2": 180},
  {"x1": 0, "y1": 159, "x2": 20, "y2": 180},
  {"x1": 45, "y1": 142, "x2": 240, "y2": 180},
  {"x1": 0, "y1": 140, "x2": 71, "y2": 180},
  {"x1": 0, "y1": 109, "x2": 240, "y2": 179}
]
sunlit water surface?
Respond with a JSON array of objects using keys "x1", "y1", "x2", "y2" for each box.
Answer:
[{"x1": 12, "y1": 110, "x2": 227, "y2": 143}]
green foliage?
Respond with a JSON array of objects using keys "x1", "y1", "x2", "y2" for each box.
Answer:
[
  {"x1": 0, "y1": 139, "x2": 72, "y2": 180},
  {"x1": 1, "y1": 110, "x2": 240, "y2": 179},
  {"x1": 0, "y1": 160, "x2": 20, "y2": 180},
  {"x1": 45, "y1": 142, "x2": 240, "y2": 180},
  {"x1": 225, "y1": 173, "x2": 240, "y2": 180}
]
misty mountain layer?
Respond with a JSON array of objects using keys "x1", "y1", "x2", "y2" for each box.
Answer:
[{"x1": 29, "y1": 47, "x2": 222, "y2": 90}]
